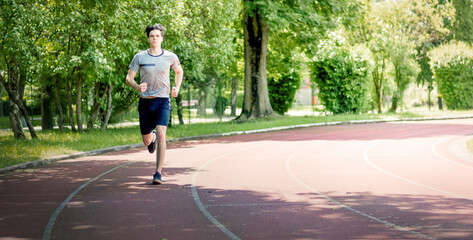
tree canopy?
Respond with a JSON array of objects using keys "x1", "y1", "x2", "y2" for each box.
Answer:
[{"x1": 0, "y1": 0, "x2": 469, "y2": 139}]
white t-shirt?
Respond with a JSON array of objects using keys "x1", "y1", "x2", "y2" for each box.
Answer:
[{"x1": 129, "y1": 49, "x2": 180, "y2": 98}]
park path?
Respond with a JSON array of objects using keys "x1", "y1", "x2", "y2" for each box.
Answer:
[{"x1": 1, "y1": 118, "x2": 473, "y2": 239}]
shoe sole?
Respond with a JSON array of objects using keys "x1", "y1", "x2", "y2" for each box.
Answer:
[
  {"x1": 148, "y1": 132, "x2": 157, "y2": 153},
  {"x1": 152, "y1": 180, "x2": 162, "y2": 184},
  {"x1": 148, "y1": 142, "x2": 156, "y2": 154}
]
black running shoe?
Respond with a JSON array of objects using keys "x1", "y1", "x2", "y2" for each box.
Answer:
[
  {"x1": 148, "y1": 130, "x2": 157, "y2": 154},
  {"x1": 153, "y1": 171, "x2": 162, "y2": 184}
]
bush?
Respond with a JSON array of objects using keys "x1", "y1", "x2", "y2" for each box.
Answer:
[
  {"x1": 268, "y1": 71, "x2": 301, "y2": 115},
  {"x1": 213, "y1": 96, "x2": 228, "y2": 116},
  {"x1": 428, "y1": 41, "x2": 473, "y2": 110},
  {"x1": 311, "y1": 48, "x2": 371, "y2": 114}
]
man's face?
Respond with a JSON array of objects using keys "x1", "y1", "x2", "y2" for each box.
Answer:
[{"x1": 148, "y1": 29, "x2": 163, "y2": 48}]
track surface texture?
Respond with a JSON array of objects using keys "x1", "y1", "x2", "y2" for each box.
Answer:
[{"x1": 2, "y1": 119, "x2": 473, "y2": 240}]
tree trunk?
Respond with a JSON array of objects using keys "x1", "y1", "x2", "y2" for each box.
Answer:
[
  {"x1": 66, "y1": 75, "x2": 76, "y2": 131},
  {"x1": 87, "y1": 81, "x2": 106, "y2": 129},
  {"x1": 41, "y1": 84, "x2": 54, "y2": 130},
  {"x1": 231, "y1": 77, "x2": 238, "y2": 117},
  {"x1": 54, "y1": 75, "x2": 64, "y2": 131},
  {"x1": 76, "y1": 74, "x2": 83, "y2": 132},
  {"x1": 0, "y1": 83, "x2": 4, "y2": 117},
  {"x1": 372, "y1": 59, "x2": 385, "y2": 114},
  {"x1": 101, "y1": 83, "x2": 114, "y2": 130},
  {"x1": 0, "y1": 60, "x2": 37, "y2": 139},
  {"x1": 197, "y1": 88, "x2": 207, "y2": 117},
  {"x1": 176, "y1": 93, "x2": 184, "y2": 125},
  {"x1": 390, "y1": 95, "x2": 399, "y2": 113},
  {"x1": 237, "y1": 5, "x2": 274, "y2": 120},
  {"x1": 8, "y1": 100, "x2": 26, "y2": 139}
]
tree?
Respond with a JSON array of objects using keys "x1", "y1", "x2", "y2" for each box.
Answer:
[
  {"x1": 237, "y1": 0, "x2": 347, "y2": 120},
  {"x1": 410, "y1": 0, "x2": 454, "y2": 109},
  {"x1": 0, "y1": 0, "x2": 44, "y2": 139},
  {"x1": 453, "y1": 0, "x2": 473, "y2": 44},
  {"x1": 239, "y1": 3, "x2": 273, "y2": 119},
  {"x1": 44, "y1": 0, "x2": 142, "y2": 131},
  {"x1": 346, "y1": 0, "x2": 452, "y2": 113},
  {"x1": 176, "y1": 0, "x2": 240, "y2": 120}
]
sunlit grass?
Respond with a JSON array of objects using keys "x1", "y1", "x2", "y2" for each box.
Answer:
[
  {"x1": 0, "y1": 127, "x2": 143, "y2": 169},
  {"x1": 1, "y1": 109, "x2": 473, "y2": 169}
]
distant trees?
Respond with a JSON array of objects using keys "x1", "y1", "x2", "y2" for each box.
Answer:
[
  {"x1": 2, "y1": 0, "x2": 473, "y2": 140},
  {"x1": 237, "y1": 0, "x2": 352, "y2": 120},
  {"x1": 341, "y1": 0, "x2": 454, "y2": 113},
  {"x1": 452, "y1": 0, "x2": 473, "y2": 44}
]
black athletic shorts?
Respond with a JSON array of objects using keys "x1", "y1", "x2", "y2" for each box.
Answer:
[{"x1": 138, "y1": 97, "x2": 171, "y2": 135}]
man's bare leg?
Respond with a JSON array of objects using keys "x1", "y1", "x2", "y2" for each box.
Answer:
[
  {"x1": 155, "y1": 125, "x2": 167, "y2": 173},
  {"x1": 142, "y1": 132, "x2": 155, "y2": 146}
]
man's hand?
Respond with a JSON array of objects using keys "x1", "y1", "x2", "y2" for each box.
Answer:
[
  {"x1": 140, "y1": 82, "x2": 147, "y2": 93},
  {"x1": 171, "y1": 87, "x2": 179, "y2": 98}
]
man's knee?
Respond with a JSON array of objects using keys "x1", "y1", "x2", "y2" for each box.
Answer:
[
  {"x1": 142, "y1": 133, "x2": 154, "y2": 146},
  {"x1": 156, "y1": 127, "x2": 167, "y2": 142}
]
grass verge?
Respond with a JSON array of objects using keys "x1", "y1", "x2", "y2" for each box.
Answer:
[{"x1": 1, "y1": 110, "x2": 473, "y2": 170}]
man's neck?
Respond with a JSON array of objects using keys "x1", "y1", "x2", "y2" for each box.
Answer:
[{"x1": 149, "y1": 47, "x2": 163, "y2": 56}]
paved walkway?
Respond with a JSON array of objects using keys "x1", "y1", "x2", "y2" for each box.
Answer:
[{"x1": 1, "y1": 118, "x2": 473, "y2": 239}]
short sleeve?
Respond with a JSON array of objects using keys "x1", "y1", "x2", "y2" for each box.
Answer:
[
  {"x1": 129, "y1": 54, "x2": 140, "y2": 72},
  {"x1": 171, "y1": 53, "x2": 180, "y2": 67}
]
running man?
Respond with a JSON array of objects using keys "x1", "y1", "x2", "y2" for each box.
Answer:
[{"x1": 125, "y1": 24, "x2": 183, "y2": 184}]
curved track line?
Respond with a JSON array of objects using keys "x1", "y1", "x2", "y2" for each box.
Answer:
[
  {"x1": 191, "y1": 135, "x2": 317, "y2": 240},
  {"x1": 42, "y1": 161, "x2": 137, "y2": 240},
  {"x1": 431, "y1": 138, "x2": 473, "y2": 171},
  {"x1": 363, "y1": 141, "x2": 473, "y2": 201},
  {"x1": 191, "y1": 149, "x2": 245, "y2": 240},
  {"x1": 286, "y1": 143, "x2": 436, "y2": 240}
]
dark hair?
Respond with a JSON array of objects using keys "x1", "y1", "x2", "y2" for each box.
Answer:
[{"x1": 145, "y1": 24, "x2": 166, "y2": 37}]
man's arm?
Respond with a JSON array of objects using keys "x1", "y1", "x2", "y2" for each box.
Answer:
[
  {"x1": 126, "y1": 69, "x2": 147, "y2": 92},
  {"x1": 171, "y1": 64, "x2": 183, "y2": 98}
]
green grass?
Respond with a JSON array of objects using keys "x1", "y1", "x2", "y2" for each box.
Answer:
[
  {"x1": 1, "y1": 109, "x2": 473, "y2": 169},
  {"x1": 0, "y1": 127, "x2": 143, "y2": 169}
]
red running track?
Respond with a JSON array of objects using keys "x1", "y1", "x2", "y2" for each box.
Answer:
[{"x1": 1, "y1": 118, "x2": 473, "y2": 239}]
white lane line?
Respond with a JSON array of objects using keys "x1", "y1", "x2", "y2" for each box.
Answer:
[
  {"x1": 432, "y1": 138, "x2": 473, "y2": 171},
  {"x1": 191, "y1": 148, "x2": 245, "y2": 240},
  {"x1": 286, "y1": 143, "x2": 435, "y2": 240},
  {"x1": 364, "y1": 141, "x2": 473, "y2": 201},
  {"x1": 43, "y1": 161, "x2": 136, "y2": 240},
  {"x1": 191, "y1": 135, "x2": 317, "y2": 240}
]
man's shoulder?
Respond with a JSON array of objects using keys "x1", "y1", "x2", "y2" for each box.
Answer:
[
  {"x1": 163, "y1": 49, "x2": 178, "y2": 58},
  {"x1": 135, "y1": 49, "x2": 148, "y2": 56}
]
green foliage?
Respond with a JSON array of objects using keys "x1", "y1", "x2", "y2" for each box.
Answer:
[
  {"x1": 312, "y1": 48, "x2": 371, "y2": 114},
  {"x1": 268, "y1": 72, "x2": 301, "y2": 115},
  {"x1": 213, "y1": 96, "x2": 228, "y2": 116},
  {"x1": 453, "y1": 0, "x2": 473, "y2": 44},
  {"x1": 428, "y1": 41, "x2": 473, "y2": 110}
]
